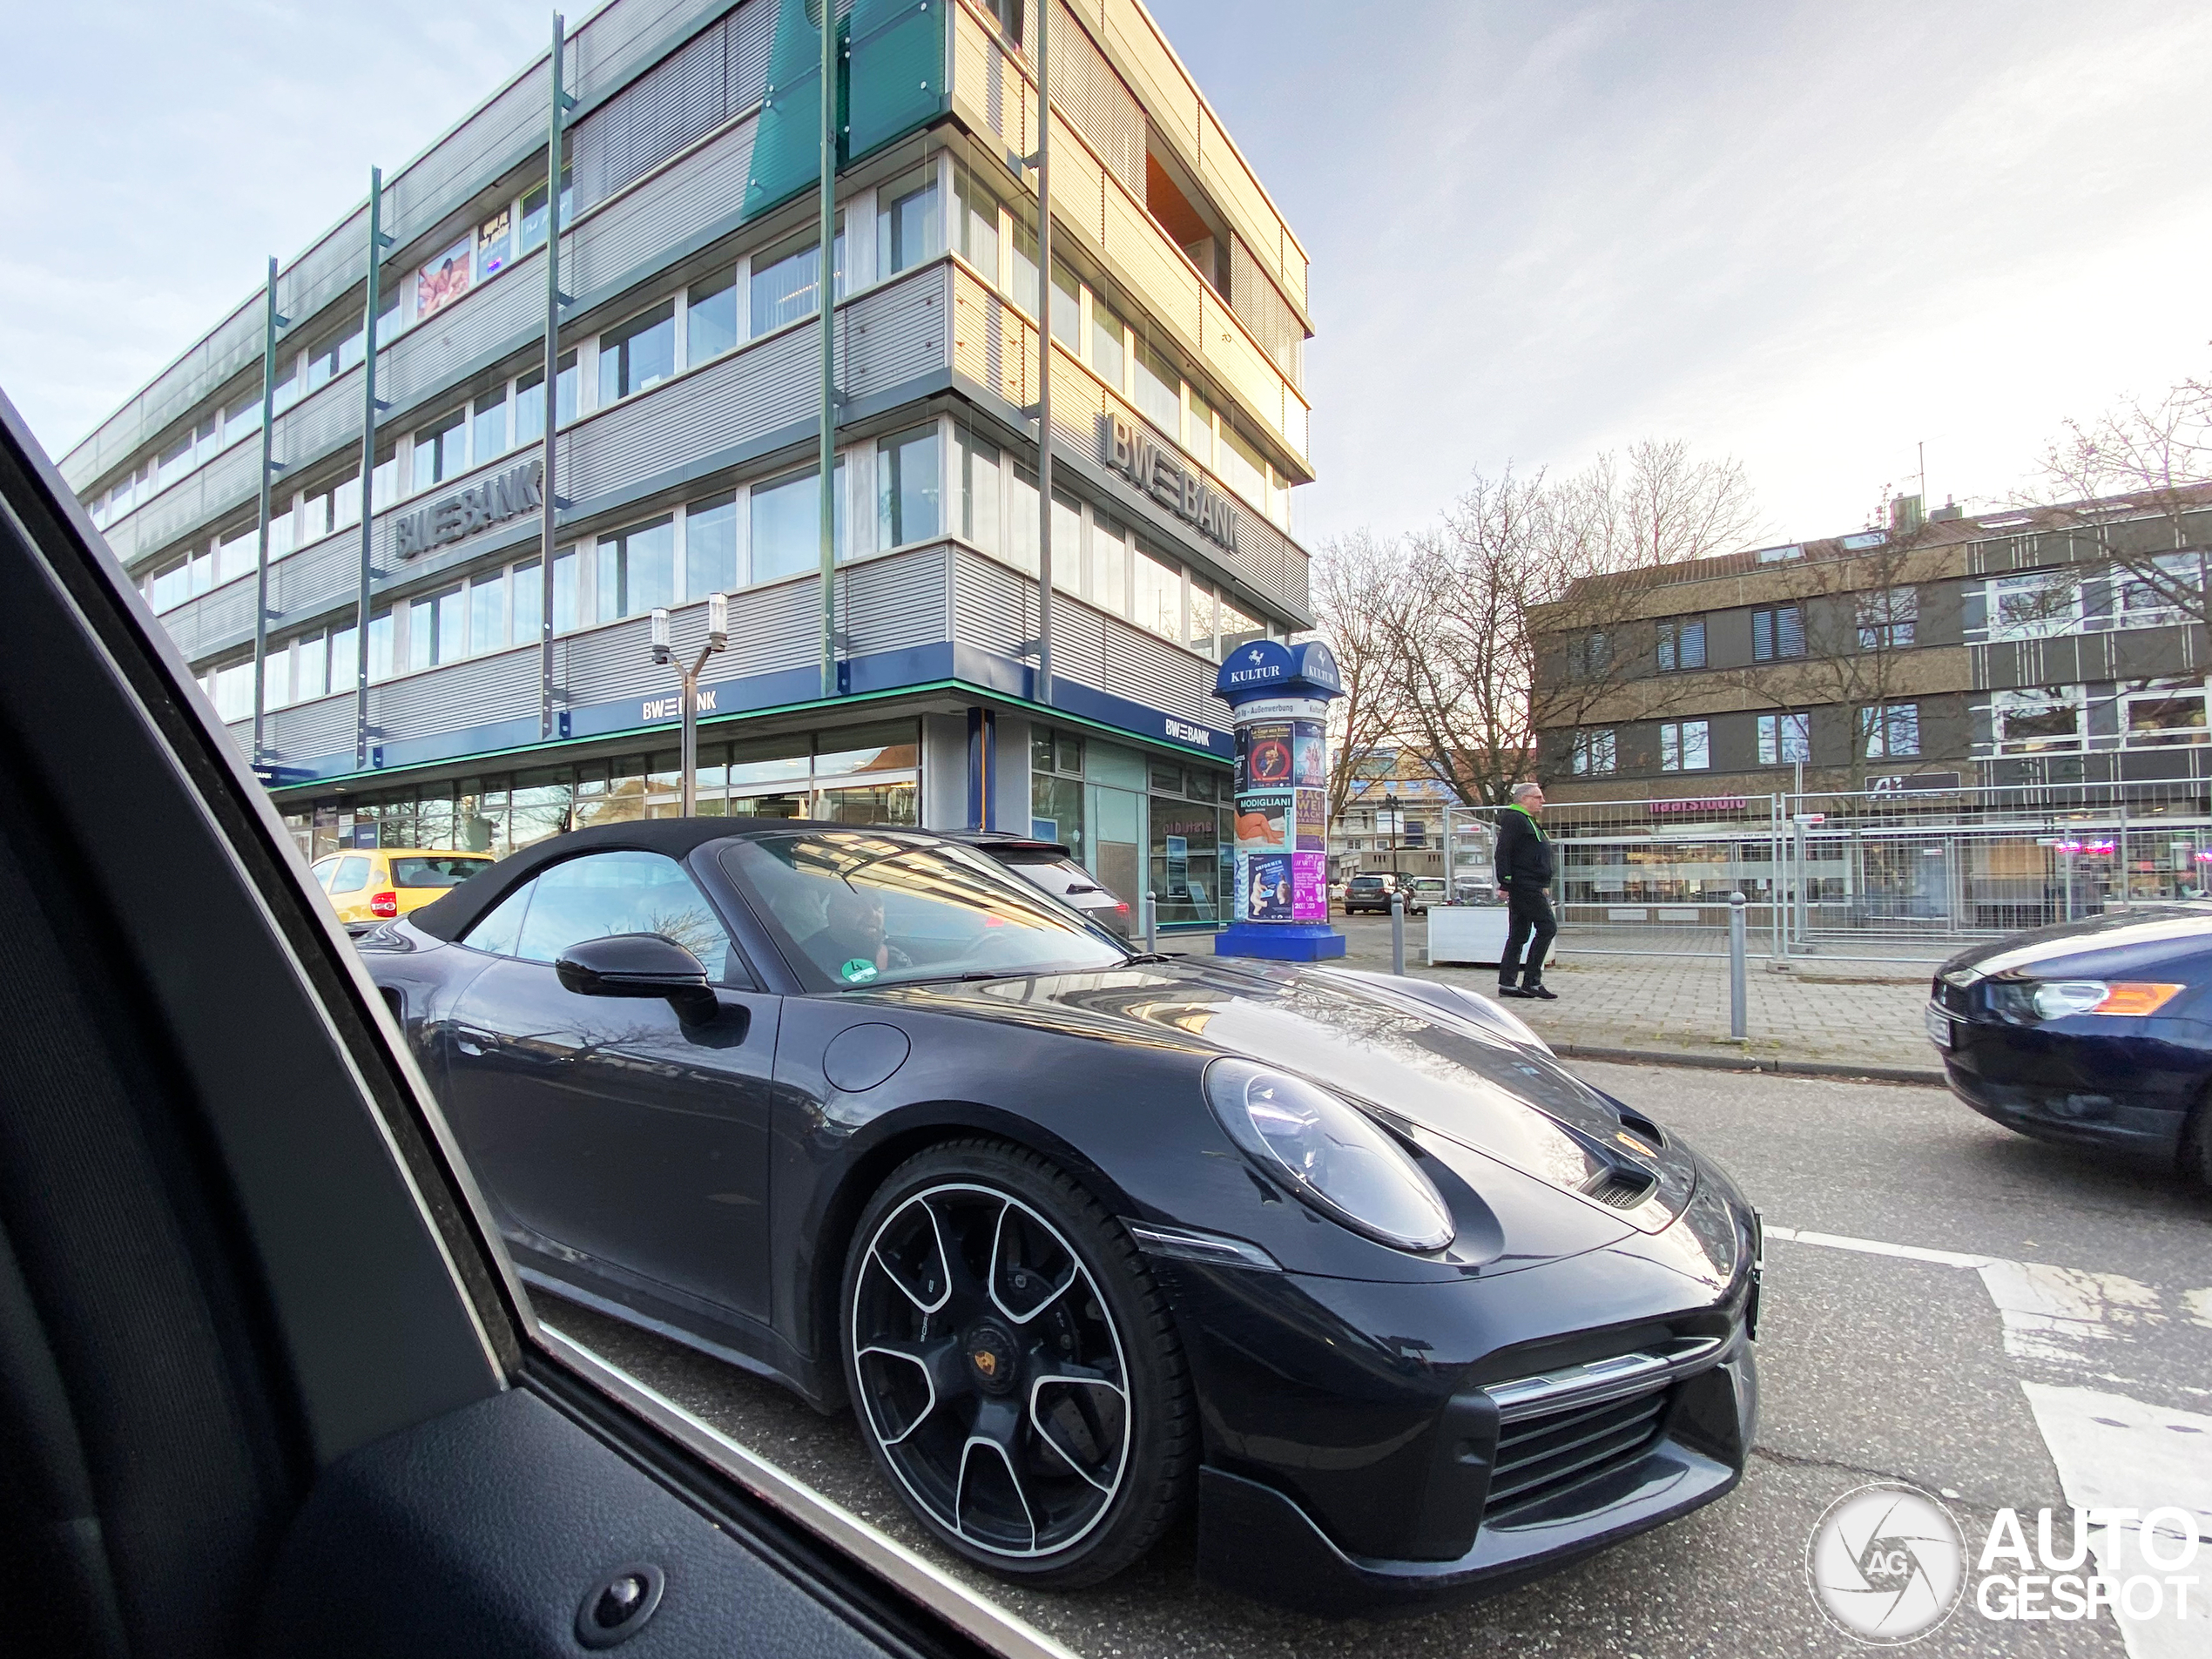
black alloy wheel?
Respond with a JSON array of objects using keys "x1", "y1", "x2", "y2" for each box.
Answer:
[{"x1": 841, "y1": 1140, "x2": 1193, "y2": 1584}]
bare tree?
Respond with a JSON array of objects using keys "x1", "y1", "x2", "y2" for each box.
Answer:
[
  {"x1": 1304, "y1": 443, "x2": 1763, "y2": 813},
  {"x1": 2033, "y1": 375, "x2": 2212, "y2": 624},
  {"x1": 1308, "y1": 529, "x2": 1415, "y2": 824}
]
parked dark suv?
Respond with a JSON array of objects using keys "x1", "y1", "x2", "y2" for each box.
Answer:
[{"x1": 1344, "y1": 872, "x2": 1423, "y2": 914}]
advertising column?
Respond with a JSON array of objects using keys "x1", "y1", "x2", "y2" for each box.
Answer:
[{"x1": 1213, "y1": 640, "x2": 1346, "y2": 961}]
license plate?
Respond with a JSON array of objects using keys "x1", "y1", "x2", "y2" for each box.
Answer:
[{"x1": 1924, "y1": 1003, "x2": 1953, "y2": 1049}]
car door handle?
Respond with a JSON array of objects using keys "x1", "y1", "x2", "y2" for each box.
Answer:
[{"x1": 457, "y1": 1037, "x2": 483, "y2": 1055}]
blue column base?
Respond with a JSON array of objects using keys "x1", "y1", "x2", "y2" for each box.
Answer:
[{"x1": 1213, "y1": 923, "x2": 1347, "y2": 961}]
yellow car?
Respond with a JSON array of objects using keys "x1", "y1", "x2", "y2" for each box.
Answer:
[{"x1": 311, "y1": 846, "x2": 494, "y2": 930}]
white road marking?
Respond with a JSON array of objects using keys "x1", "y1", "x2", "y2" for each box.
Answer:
[
  {"x1": 1770, "y1": 1225, "x2": 2212, "y2": 1659},
  {"x1": 2014, "y1": 1385, "x2": 2212, "y2": 1659}
]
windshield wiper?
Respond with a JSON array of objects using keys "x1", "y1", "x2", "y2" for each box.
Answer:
[{"x1": 1122, "y1": 952, "x2": 1181, "y2": 964}]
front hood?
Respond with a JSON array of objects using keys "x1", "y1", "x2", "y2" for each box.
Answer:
[
  {"x1": 1941, "y1": 905, "x2": 2212, "y2": 983},
  {"x1": 882, "y1": 957, "x2": 1696, "y2": 1232}
]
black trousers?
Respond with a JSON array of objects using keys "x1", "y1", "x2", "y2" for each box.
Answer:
[{"x1": 1499, "y1": 885, "x2": 1557, "y2": 988}]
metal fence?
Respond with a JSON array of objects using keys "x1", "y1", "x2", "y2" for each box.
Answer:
[{"x1": 1460, "y1": 779, "x2": 2212, "y2": 961}]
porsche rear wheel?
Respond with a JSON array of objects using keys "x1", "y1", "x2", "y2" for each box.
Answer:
[{"x1": 840, "y1": 1139, "x2": 1194, "y2": 1585}]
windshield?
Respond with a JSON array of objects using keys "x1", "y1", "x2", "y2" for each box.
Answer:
[
  {"x1": 390, "y1": 855, "x2": 491, "y2": 888},
  {"x1": 1349, "y1": 875, "x2": 1386, "y2": 889},
  {"x1": 723, "y1": 833, "x2": 1131, "y2": 989}
]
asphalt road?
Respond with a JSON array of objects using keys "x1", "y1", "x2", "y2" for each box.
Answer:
[{"x1": 543, "y1": 1062, "x2": 2212, "y2": 1658}]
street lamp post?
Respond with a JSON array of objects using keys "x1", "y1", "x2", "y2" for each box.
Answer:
[
  {"x1": 1383, "y1": 791, "x2": 1401, "y2": 879},
  {"x1": 651, "y1": 594, "x2": 728, "y2": 816}
]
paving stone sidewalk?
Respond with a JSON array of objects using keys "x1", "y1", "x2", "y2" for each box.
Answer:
[{"x1": 1325, "y1": 916, "x2": 1942, "y2": 1078}]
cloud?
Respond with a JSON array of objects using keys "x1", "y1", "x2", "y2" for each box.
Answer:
[{"x1": 1148, "y1": 0, "x2": 2212, "y2": 545}]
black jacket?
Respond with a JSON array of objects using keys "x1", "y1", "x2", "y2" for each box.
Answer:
[{"x1": 1494, "y1": 806, "x2": 1554, "y2": 888}]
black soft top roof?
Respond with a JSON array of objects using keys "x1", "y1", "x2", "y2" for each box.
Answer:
[{"x1": 407, "y1": 816, "x2": 927, "y2": 941}]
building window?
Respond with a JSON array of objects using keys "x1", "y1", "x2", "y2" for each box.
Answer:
[
  {"x1": 877, "y1": 426, "x2": 941, "y2": 548},
  {"x1": 1049, "y1": 257, "x2": 1080, "y2": 347},
  {"x1": 1217, "y1": 418, "x2": 1266, "y2": 510},
  {"x1": 596, "y1": 516, "x2": 677, "y2": 622},
  {"x1": 951, "y1": 158, "x2": 1001, "y2": 280},
  {"x1": 411, "y1": 409, "x2": 467, "y2": 493},
  {"x1": 598, "y1": 299, "x2": 677, "y2": 403},
  {"x1": 1134, "y1": 337, "x2": 1180, "y2": 437},
  {"x1": 1089, "y1": 517, "x2": 1129, "y2": 617},
  {"x1": 408, "y1": 585, "x2": 467, "y2": 671},
  {"x1": 517, "y1": 168, "x2": 572, "y2": 255},
  {"x1": 953, "y1": 428, "x2": 1004, "y2": 561},
  {"x1": 1656, "y1": 617, "x2": 1706, "y2": 672},
  {"x1": 469, "y1": 570, "x2": 509, "y2": 655},
  {"x1": 1988, "y1": 570, "x2": 2077, "y2": 640},
  {"x1": 1568, "y1": 631, "x2": 1611, "y2": 679},
  {"x1": 1133, "y1": 545, "x2": 1180, "y2": 641},
  {"x1": 1659, "y1": 719, "x2": 1710, "y2": 771},
  {"x1": 1091, "y1": 297, "x2": 1128, "y2": 389},
  {"x1": 471, "y1": 390, "x2": 508, "y2": 461},
  {"x1": 2113, "y1": 553, "x2": 2201, "y2": 628},
  {"x1": 476, "y1": 208, "x2": 513, "y2": 280},
  {"x1": 1857, "y1": 587, "x2": 1917, "y2": 650},
  {"x1": 1185, "y1": 383, "x2": 1216, "y2": 470},
  {"x1": 2123, "y1": 684, "x2": 2209, "y2": 747},
  {"x1": 512, "y1": 558, "x2": 543, "y2": 643},
  {"x1": 751, "y1": 223, "x2": 844, "y2": 338},
  {"x1": 1992, "y1": 689, "x2": 2082, "y2": 754},
  {"x1": 687, "y1": 270, "x2": 739, "y2": 363},
  {"x1": 1186, "y1": 579, "x2": 1217, "y2": 658},
  {"x1": 368, "y1": 608, "x2": 395, "y2": 682},
  {"x1": 876, "y1": 165, "x2": 941, "y2": 280},
  {"x1": 514, "y1": 352, "x2": 577, "y2": 445},
  {"x1": 1218, "y1": 595, "x2": 1264, "y2": 654},
  {"x1": 749, "y1": 461, "x2": 847, "y2": 583},
  {"x1": 685, "y1": 495, "x2": 738, "y2": 599},
  {"x1": 1861, "y1": 701, "x2": 1920, "y2": 759},
  {"x1": 304, "y1": 324, "x2": 363, "y2": 394},
  {"x1": 1751, "y1": 604, "x2": 1804, "y2": 661},
  {"x1": 1757, "y1": 712, "x2": 1810, "y2": 765},
  {"x1": 552, "y1": 547, "x2": 579, "y2": 633},
  {"x1": 414, "y1": 235, "x2": 475, "y2": 323},
  {"x1": 1571, "y1": 728, "x2": 1616, "y2": 775}
]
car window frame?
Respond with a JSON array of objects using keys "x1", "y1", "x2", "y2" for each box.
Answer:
[
  {"x1": 717, "y1": 828, "x2": 1135, "y2": 994},
  {"x1": 455, "y1": 846, "x2": 759, "y2": 991}
]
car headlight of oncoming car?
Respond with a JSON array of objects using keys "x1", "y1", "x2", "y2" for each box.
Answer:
[
  {"x1": 1204, "y1": 1059, "x2": 1454, "y2": 1251},
  {"x1": 1989, "y1": 978, "x2": 2184, "y2": 1022}
]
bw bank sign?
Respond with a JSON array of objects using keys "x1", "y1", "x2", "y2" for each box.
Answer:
[{"x1": 394, "y1": 460, "x2": 543, "y2": 559}]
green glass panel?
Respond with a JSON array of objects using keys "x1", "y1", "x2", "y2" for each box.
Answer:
[
  {"x1": 746, "y1": 0, "x2": 847, "y2": 220},
  {"x1": 847, "y1": 0, "x2": 947, "y2": 159}
]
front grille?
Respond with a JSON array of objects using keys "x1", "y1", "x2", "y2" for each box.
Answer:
[{"x1": 1485, "y1": 1383, "x2": 1672, "y2": 1518}]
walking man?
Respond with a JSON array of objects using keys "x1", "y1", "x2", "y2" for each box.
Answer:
[{"x1": 1494, "y1": 781, "x2": 1558, "y2": 1000}]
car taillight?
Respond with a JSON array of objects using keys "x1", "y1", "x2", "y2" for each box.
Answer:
[
  {"x1": 1116, "y1": 902, "x2": 1129, "y2": 914},
  {"x1": 369, "y1": 890, "x2": 399, "y2": 918}
]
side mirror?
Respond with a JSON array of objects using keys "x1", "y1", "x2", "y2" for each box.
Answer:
[{"x1": 556, "y1": 934, "x2": 714, "y2": 1019}]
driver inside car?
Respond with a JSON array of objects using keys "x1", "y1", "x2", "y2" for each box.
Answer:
[{"x1": 799, "y1": 884, "x2": 902, "y2": 981}]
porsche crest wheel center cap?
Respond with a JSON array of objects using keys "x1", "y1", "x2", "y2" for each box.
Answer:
[{"x1": 965, "y1": 1324, "x2": 1018, "y2": 1394}]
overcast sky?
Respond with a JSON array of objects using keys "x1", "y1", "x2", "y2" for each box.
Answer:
[{"x1": 7, "y1": 1, "x2": 2210, "y2": 550}]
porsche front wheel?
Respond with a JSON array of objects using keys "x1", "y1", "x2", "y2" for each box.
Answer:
[{"x1": 840, "y1": 1139, "x2": 1194, "y2": 1585}]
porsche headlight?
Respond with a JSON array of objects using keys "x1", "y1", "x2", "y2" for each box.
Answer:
[{"x1": 1204, "y1": 1059, "x2": 1454, "y2": 1251}]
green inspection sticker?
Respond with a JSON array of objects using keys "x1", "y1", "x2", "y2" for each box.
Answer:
[{"x1": 840, "y1": 959, "x2": 880, "y2": 984}]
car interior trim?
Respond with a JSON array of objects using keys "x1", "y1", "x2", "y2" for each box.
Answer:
[{"x1": 536, "y1": 1321, "x2": 1085, "y2": 1659}]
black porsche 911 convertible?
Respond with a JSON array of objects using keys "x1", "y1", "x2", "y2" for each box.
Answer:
[{"x1": 361, "y1": 819, "x2": 1760, "y2": 1615}]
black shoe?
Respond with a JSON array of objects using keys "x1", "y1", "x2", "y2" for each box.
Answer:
[
  {"x1": 1496, "y1": 985, "x2": 1530, "y2": 999},
  {"x1": 1521, "y1": 983, "x2": 1559, "y2": 1001}
]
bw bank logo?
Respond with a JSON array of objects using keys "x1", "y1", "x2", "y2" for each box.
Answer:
[{"x1": 1806, "y1": 1484, "x2": 1966, "y2": 1643}]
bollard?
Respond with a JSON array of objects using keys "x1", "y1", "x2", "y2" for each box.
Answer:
[
  {"x1": 1728, "y1": 890, "x2": 1748, "y2": 1040},
  {"x1": 1390, "y1": 888, "x2": 1406, "y2": 976},
  {"x1": 1143, "y1": 892, "x2": 1157, "y2": 954}
]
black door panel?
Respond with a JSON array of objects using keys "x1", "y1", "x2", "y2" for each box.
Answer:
[{"x1": 444, "y1": 954, "x2": 782, "y2": 1323}]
